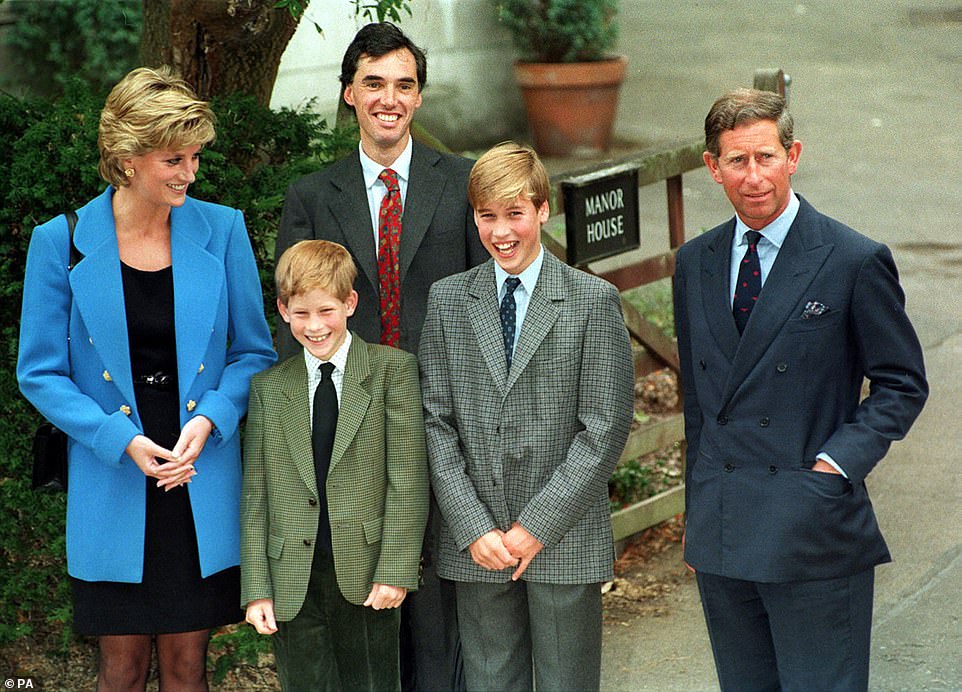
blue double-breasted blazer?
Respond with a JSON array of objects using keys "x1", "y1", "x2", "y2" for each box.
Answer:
[{"x1": 17, "y1": 187, "x2": 276, "y2": 583}]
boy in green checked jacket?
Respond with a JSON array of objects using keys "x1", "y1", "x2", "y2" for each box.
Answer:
[{"x1": 241, "y1": 239, "x2": 429, "y2": 691}]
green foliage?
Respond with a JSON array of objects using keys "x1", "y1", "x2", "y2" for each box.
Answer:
[
  {"x1": 351, "y1": 0, "x2": 414, "y2": 23},
  {"x1": 209, "y1": 624, "x2": 273, "y2": 684},
  {"x1": 608, "y1": 459, "x2": 654, "y2": 510},
  {"x1": 623, "y1": 278, "x2": 675, "y2": 338},
  {"x1": 495, "y1": 0, "x2": 619, "y2": 63},
  {"x1": 193, "y1": 93, "x2": 358, "y2": 305},
  {"x1": 0, "y1": 81, "x2": 354, "y2": 646},
  {"x1": 276, "y1": 0, "x2": 413, "y2": 33},
  {"x1": 1, "y1": 0, "x2": 142, "y2": 98}
]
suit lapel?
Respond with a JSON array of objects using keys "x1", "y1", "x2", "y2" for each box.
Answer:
[
  {"x1": 721, "y1": 202, "x2": 833, "y2": 405},
  {"x1": 169, "y1": 200, "x2": 222, "y2": 402},
  {"x1": 331, "y1": 335, "x2": 372, "y2": 471},
  {"x1": 506, "y1": 252, "x2": 563, "y2": 392},
  {"x1": 70, "y1": 189, "x2": 136, "y2": 413},
  {"x1": 399, "y1": 142, "x2": 443, "y2": 281},
  {"x1": 279, "y1": 356, "x2": 318, "y2": 495},
  {"x1": 328, "y1": 154, "x2": 380, "y2": 294},
  {"x1": 467, "y1": 261, "x2": 510, "y2": 395},
  {"x1": 699, "y1": 221, "x2": 741, "y2": 364}
]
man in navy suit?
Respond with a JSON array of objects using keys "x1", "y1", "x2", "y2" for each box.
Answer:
[
  {"x1": 275, "y1": 22, "x2": 486, "y2": 692},
  {"x1": 673, "y1": 88, "x2": 928, "y2": 691}
]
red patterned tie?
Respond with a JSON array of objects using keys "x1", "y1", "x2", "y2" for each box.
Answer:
[{"x1": 377, "y1": 168, "x2": 402, "y2": 347}]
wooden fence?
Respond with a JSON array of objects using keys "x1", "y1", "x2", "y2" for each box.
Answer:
[{"x1": 542, "y1": 139, "x2": 703, "y2": 544}]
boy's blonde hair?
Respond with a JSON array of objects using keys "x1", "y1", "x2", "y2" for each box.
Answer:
[
  {"x1": 275, "y1": 240, "x2": 358, "y2": 305},
  {"x1": 98, "y1": 66, "x2": 216, "y2": 188},
  {"x1": 468, "y1": 141, "x2": 550, "y2": 210}
]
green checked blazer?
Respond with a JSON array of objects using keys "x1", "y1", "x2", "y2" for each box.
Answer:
[
  {"x1": 419, "y1": 252, "x2": 635, "y2": 584},
  {"x1": 241, "y1": 334, "x2": 429, "y2": 620}
]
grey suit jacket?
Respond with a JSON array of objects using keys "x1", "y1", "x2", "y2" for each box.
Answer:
[
  {"x1": 419, "y1": 252, "x2": 635, "y2": 584},
  {"x1": 674, "y1": 195, "x2": 928, "y2": 583},
  {"x1": 240, "y1": 335, "x2": 429, "y2": 620},
  {"x1": 276, "y1": 141, "x2": 488, "y2": 357}
]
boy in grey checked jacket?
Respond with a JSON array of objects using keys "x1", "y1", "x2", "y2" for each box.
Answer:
[{"x1": 418, "y1": 142, "x2": 635, "y2": 692}]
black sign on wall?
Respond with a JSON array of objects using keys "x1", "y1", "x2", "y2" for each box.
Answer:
[{"x1": 562, "y1": 169, "x2": 640, "y2": 266}]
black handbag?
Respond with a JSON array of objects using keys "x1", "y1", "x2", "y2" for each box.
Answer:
[
  {"x1": 32, "y1": 423, "x2": 69, "y2": 492},
  {"x1": 31, "y1": 210, "x2": 82, "y2": 492}
]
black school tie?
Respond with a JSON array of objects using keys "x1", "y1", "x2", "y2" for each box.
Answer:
[
  {"x1": 500, "y1": 277, "x2": 522, "y2": 370},
  {"x1": 312, "y1": 362, "x2": 337, "y2": 553},
  {"x1": 733, "y1": 230, "x2": 762, "y2": 334}
]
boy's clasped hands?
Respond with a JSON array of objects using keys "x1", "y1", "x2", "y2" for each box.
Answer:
[{"x1": 469, "y1": 522, "x2": 544, "y2": 580}]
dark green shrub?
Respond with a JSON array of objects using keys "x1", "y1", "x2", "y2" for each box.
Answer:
[
  {"x1": 1, "y1": 0, "x2": 142, "y2": 98},
  {"x1": 0, "y1": 80, "x2": 355, "y2": 648}
]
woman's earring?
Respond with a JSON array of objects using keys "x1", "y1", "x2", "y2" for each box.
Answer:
[{"x1": 124, "y1": 168, "x2": 135, "y2": 178}]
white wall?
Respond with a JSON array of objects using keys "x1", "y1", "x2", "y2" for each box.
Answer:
[{"x1": 269, "y1": 0, "x2": 526, "y2": 150}]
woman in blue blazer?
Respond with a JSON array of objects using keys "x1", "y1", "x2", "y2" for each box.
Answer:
[{"x1": 17, "y1": 67, "x2": 276, "y2": 689}]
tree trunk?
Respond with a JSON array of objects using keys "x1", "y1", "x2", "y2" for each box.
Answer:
[{"x1": 140, "y1": 0, "x2": 303, "y2": 106}]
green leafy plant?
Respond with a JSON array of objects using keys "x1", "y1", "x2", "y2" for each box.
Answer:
[
  {"x1": 608, "y1": 459, "x2": 653, "y2": 510},
  {"x1": 494, "y1": 0, "x2": 619, "y2": 63},
  {"x1": 623, "y1": 278, "x2": 675, "y2": 338},
  {"x1": 276, "y1": 0, "x2": 412, "y2": 33},
  {"x1": 209, "y1": 623, "x2": 273, "y2": 684},
  {"x1": 0, "y1": 0, "x2": 142, "y2": 97}
]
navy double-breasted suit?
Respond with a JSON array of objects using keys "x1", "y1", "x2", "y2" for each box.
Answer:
[{"x1": 674, "y1": 195, "x2": 928, "y2": 583}]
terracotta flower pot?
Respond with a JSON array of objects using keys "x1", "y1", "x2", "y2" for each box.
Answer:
[{"x1": 514, "y1": 56, "x2": 628, "y2": 156}]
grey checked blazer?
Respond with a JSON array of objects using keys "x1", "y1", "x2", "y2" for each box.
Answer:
[
  {"x1": 419, "y1": 252, "x2": 635, "y2": 584},
  {"x1": 240, "y1": 334, "x2": 429, "y2": 620}
]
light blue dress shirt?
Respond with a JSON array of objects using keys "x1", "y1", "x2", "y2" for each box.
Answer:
[
  {"x1": 494, "y1": 245, "x2": 545, "y2": 361},
  {"x1": 728, "y1": 192, "x2": 800, "y2": 304}
]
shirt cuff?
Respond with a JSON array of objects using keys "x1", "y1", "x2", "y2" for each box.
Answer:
[{"x1": 816, "y1": 452, "x2": 848, "y2": 478}]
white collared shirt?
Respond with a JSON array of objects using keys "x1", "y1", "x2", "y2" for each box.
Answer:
[
  {"x1": 359, "y1": 137, "x2": 413, "y2": 253},
  {"x1": 494, "y1": 245, "x2": 545, "y2": 360},
  {"x1": 304, "y1": 332, "x2": 352, "y2": 430}
]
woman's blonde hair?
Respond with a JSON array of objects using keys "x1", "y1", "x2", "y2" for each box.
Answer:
[
  {"x1": 98, "y1": 66, "x2": 215, "y2": 188},
  {"x1": 275, "y1": 240, "x2": 358, "y2": 305}
]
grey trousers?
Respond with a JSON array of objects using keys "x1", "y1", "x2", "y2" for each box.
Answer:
[{"x1": 455, "y1": 579, "x2": 602, "y2": 692}]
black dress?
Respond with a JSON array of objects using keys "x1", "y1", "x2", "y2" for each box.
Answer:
[{"x1": 71, "y1": 263, "x2": 241, "y2": 635}]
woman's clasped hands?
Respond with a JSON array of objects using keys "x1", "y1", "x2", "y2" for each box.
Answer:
[{"x1": 124, "y1": 415, "x2": 213, "y2": 490}]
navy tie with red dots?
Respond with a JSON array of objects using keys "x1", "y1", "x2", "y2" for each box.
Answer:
[
  {"x1": 500, "y1": 277, "x2": 522, "y2": 370},
  {"x1": 733, "y1": 230, "x2": 762, "y2": 334}
]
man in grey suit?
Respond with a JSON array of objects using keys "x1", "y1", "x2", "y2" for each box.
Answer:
[
  {"x1": 419, "y1": 142, "x2": 635, "y2": 692},
  {"x1": 275, "y1": 22, "x2": 487, "y2": 691},
  {"x1": 674, "y1": 88, "x2": 928, "y2": 691}
]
